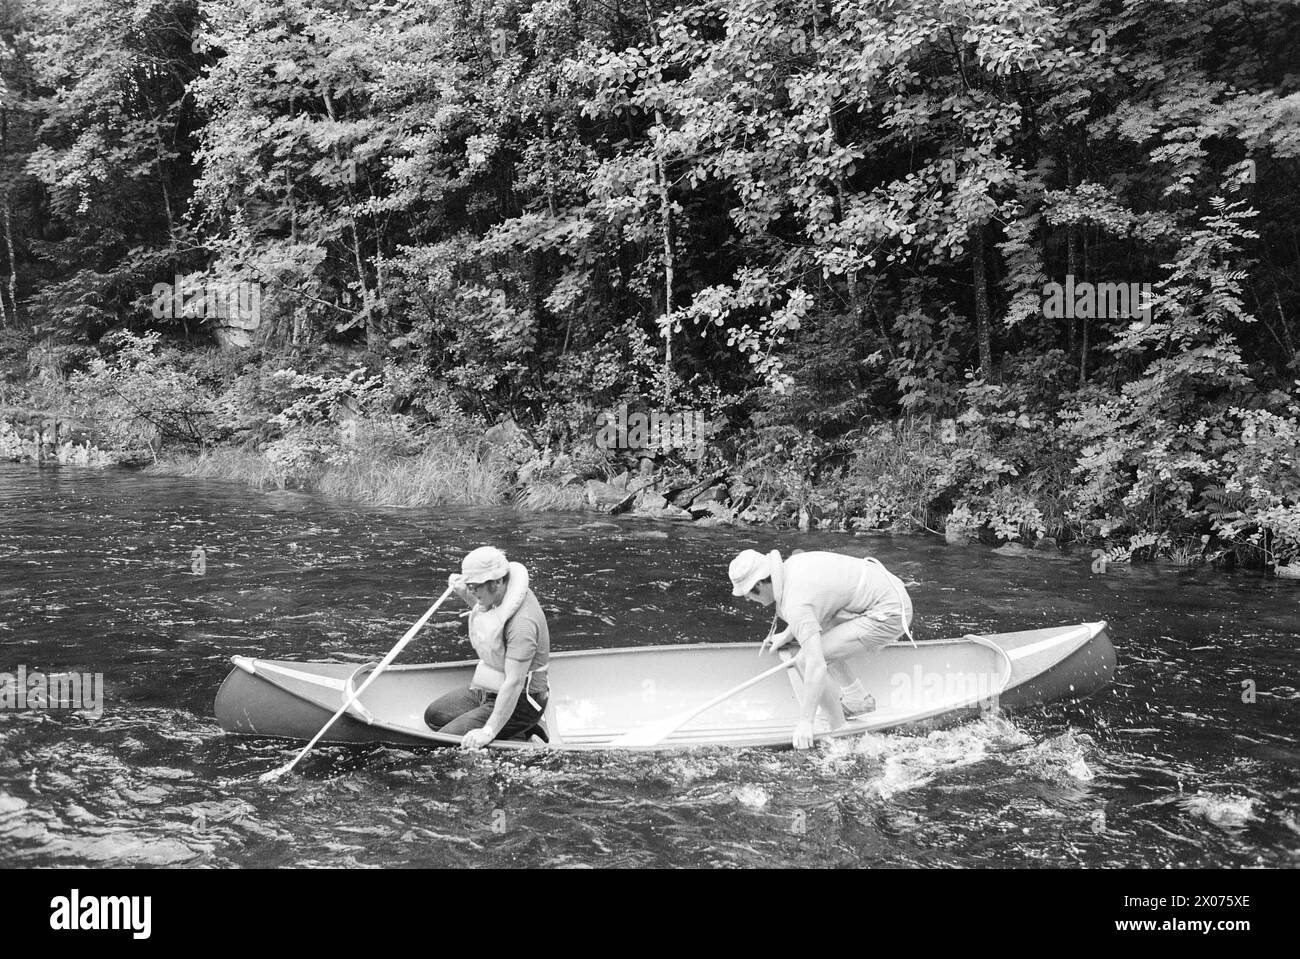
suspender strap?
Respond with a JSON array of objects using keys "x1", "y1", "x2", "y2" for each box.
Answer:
[
  {"x1": 521, "y1": 662, "x2": 548, "y2": 712},
  {"x1": 865, "y1": 557, "x2": 917, "y2": 648},
  {"x1": 524, "y1": 668, "x2": 542, "y2": 712}
]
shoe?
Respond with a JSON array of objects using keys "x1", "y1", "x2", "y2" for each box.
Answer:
[{"x1": 841, "y1": 694, "x2": 876, "y2": 717}]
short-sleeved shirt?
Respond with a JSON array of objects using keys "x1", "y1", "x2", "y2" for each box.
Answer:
[
  {"x1": 779, "y1": 552, "x2": 910, "y2": 644},
  {"x1": 477, "y1": 589, "x2": 550, "y2": 698}
]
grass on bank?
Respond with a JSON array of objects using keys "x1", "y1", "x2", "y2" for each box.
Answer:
[
  {"x1": 514, "y1": 480, "x2": 589, "y2": 511},
  {"x1": 145, "y1": 446, "x2": 279, "y2": 487},
  {"x1": 318, "y1": 444, "x2": 511, "y2": 506},
  {"x1": 146, "y1": 440, "x2": 515, "y2": 507}
]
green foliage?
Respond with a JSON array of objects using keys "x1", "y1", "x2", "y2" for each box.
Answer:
[
  {"x1": 67, "y1": 331, "x2": 228, "y2": 449},
  {"x1": 6, "y1": 0, "x2": 203, "y2": 339},
  {"x1": 952, "y1": 488, "x2": 1049, "y2": 544},
  {"x1": 2, "y1": 0, "x2": 1299, "y2": 556},
  {"x1": 829, "y1": 420, "x2": 951, "y2": 532},
  {"x1": 730, "y1": 425, "x2": 827, "y2": 524},
  {"x1": 1059, "y1": 200, "x2": 1291, "y2": 548}
]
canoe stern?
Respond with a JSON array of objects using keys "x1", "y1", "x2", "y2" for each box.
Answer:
[{"x1": 214, "y1": 664, "x2": 433, "y2": 747}]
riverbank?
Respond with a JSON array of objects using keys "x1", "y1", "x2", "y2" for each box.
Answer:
[
  {"x1": 8, "y1": 403, "x2": 1300, "y2": 581},
  {"x1": 3, "y1": 327, "x2": 1298, "y2": 579},
  {"x1": 138, "y1": 443, "x2": 731, "y2": 524},
  {"x1": 0, "y1": 407, "x2": 131, "y2": 467}
]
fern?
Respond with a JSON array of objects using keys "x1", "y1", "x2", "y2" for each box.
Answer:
[{"x1": 1197, "y1": 485, "x2": 1250, "y2": 517}]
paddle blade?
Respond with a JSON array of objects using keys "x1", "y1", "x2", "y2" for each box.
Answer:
[{"x1": 608, "y1": 716, "x2": 684, "y2": 749}]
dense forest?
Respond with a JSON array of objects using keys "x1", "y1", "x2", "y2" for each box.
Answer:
[{"x1": 1, "y1": 0, "x2": 1298, "y2": 570}]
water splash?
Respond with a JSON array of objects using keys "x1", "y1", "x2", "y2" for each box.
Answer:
[
  {"x1": 1179, "y1": 792, "x2": 1258, "y2": 831},
  {"x1": 1007, "y1": 729, "x2": 1097, "y2": 783},
  {"x1": 733, "y1": 784, "x2": 770, "y2": 809},
  {"x1": 848, "y1": 715, "x2": 1030, "y2": 799}
]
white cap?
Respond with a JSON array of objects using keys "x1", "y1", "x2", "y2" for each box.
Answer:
[
  {"x1": 729, "y1": 549, "x2": 772, "y2": 597},
  {"x1": 461, "y1": 546, "x2": 509, "y2": 582}
]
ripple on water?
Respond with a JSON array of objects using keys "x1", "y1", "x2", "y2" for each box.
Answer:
[{"x1": 3, "y1": 463, "x2": 1299, "y2": 867}]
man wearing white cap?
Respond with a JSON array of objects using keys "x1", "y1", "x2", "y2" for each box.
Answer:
[
  {"x1": 729, "y1": 549, "x2": 913, "y2": 749},
  {"x1": 425, "y1": 546, "x2": 550, "y2": 749}
]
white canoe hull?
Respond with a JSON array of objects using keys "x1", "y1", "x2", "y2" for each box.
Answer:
[{"x1": 214, "y1": 622, "x2": 1115, "y2": 751}]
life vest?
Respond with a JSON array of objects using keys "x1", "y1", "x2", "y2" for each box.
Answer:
[{"x1": 467, "y1": 562, "x2": 546, "y2": 707}]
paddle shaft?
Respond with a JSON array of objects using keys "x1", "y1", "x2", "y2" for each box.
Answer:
[
  {"x1": 611, "y1": 656, "x2": 799, "y2": 748},
  {"x1": 260, "y1": 585, "x2": 456, "y2": 782},
  {"x1": 757, "y1": 610, "x2": 780, "y2": 656}
]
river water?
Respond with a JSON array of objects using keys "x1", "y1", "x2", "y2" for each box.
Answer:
[{"x1": 0, "y1": 462, "x2": 1297, "y2": 868}]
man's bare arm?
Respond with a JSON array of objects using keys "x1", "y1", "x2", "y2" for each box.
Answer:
[{"x1": 479, "y1": 656, "x2": 531, "y2": 740}]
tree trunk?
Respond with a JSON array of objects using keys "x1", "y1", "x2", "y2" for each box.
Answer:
[
  {"x1": 1274, "y1": 290, "x2": 1296, "y2": 358},
  {"x1": 157, "y1": 142, "x2": 175, "y2": 243},
  {"x1": 286, "y1": 166, "x2": 297, "y2": 244},
  {"x1": 1079, "y1": 229, "x2": 1090, "y2": 387},
  {"x1": 350, "y1": 225, "x2": 372, "y2": 340},
  {"x1": 1066, "y1": 154, "x2": 1079, "y2": 364},
  {"x1": 0, "y1": 208, "x2": 7, "y2": 326},
  {"x1": 645, "y1": 1, "x2": 674, "y2": 404},
  {"x1": 1, "y1": 107, "x2": 9, "y2": 327},
  {"x1": 322, "y1": 92, "x2": 373, "y2": 342},
  {"x1": 1, "y1": 201, "x2": 16, "y2": 326},
  {"x1": 970, "y1": 222, "x2": 993, "y2": 375},
  {"x1": 655, "y1": 145, "x2": 674, "y2": 402}
]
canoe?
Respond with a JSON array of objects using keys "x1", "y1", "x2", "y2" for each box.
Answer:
[{"x1": 214, "y1": 621, "x2": 1114, "y2": 751}]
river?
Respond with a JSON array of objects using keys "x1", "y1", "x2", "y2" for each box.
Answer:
[{"x1": 1, "y1": 462, "x2": 1297, "y2": 867}]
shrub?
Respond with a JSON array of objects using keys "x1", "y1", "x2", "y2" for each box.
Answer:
[
  {"x1": 67, "y1": 331, "x2": 231, "y2": 449},
  {"x1": 829, "y1": 419, "x2": 949, "y2": 531}
]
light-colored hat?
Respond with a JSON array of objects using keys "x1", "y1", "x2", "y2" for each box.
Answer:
[
  {"x1": 462, "y1": 546, "x2": 509, "y2": 582},
  {"x1": 729, "y1": 549, "x2": 773, "y2": 596}
]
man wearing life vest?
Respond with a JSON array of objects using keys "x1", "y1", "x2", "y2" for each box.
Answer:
[
  {"x1": 729, "y1": 549, "x2": 914, "y2": 750},
  {"x1": 425, "y1": 546, "x2": 550, "y2": 749}
]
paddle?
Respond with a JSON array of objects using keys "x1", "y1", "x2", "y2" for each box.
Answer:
[
  {"x1": 609, "y1": 656, "x2": 800, "y2": 748},
  {"x1": 756, "y1": 610, "x2": 780, "y2": 656},
  {"x1": 259, "y1": 585, "x2": 456, "y2": 783}
]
